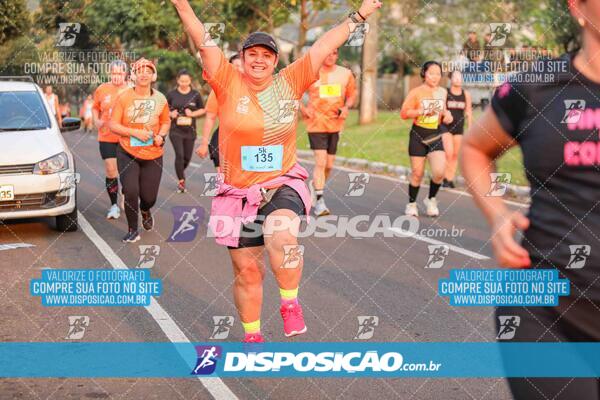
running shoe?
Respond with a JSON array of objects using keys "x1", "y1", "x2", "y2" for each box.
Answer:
[
  {"x1": 243, "y1": 332, "x2": 265, "y2": 343},
  {"x1": 405, "y1": 202, "x2": 419, "y2": 217},
  {"x1": 177, "y1": 179, "x2": 187, "y2": 193},
  {"x1": 122, "y1": 229, "x2": 141, "y2": 243},
  {"x1": 308, "y1": 179, "x2": 317, "y2": 205},
  {"x1": 280, "y1": 302, "x2": 307, "y2": 337},
  {"x1": 141, "y1": 209, "x2": 154, "y2": 231},
  {"x1": 423, "y1": 197, "x2": 440, "y2": 217},
  {"x1": 106, "y1": 204, "x2": 120, "y2": 220},
  {"x1": 313, "y1": 198, "x2": 330, "y2": 217},
  {"x1": 442, "y1": 179, "x2": 455, "y2": 189}
]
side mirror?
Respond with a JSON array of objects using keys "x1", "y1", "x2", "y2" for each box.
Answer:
[{"x1": 61, "y1": 117, "x2": 81, "y2": 132}]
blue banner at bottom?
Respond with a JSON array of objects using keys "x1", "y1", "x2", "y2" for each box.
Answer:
[{"x1": 1, "y1": 342, "x2": 599, "y2": 378}]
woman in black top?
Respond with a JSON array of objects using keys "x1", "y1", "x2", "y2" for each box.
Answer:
[
  {"x1": 442, "y1": 70, "x2": 471, "y2": 188},
  {"x1": 462, "y1": 1, "x2": 600, "y2": 398},
  {"x1": 166, "y1": 69, "x2": 205, "y2": 193}
]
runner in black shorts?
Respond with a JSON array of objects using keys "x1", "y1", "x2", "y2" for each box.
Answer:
[
  {"x1": 442, "y1": 70, "x2": 472, "y2": 188},
  {"x1": 462, "y1": 2, "x2": 600, "y2": 398},
  {"x1": 92, "y1": 60, "x2": 129, "y2": 219},
  {"x1": 400, "y1": 61, "x2": 453, "y2": 217},
  {"x1": 301, "y1": 48, "x2": 357, "y2": 216}
]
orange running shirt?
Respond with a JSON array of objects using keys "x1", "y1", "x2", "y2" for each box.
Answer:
[
  {"x1": 110, "y1": 88, "x2": 170, "y2": 160},
  {"x1": 203, "y1": 52, "x2": 318, "y2": 188},
  {"x1": 400, "y1": 85, "x2": 447, "y2": 129},
  {"x1": 206, "y1": 91, "x2": 218, "y2": 115},
  {"x1": 304, "y1": 65, "x2": 356, "y2": 133},
  {"x1": 93, "y1": 83, "x2": 129, "y2": 143}
]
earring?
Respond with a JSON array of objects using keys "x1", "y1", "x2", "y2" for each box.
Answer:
[{"x1": 578, "y1": 17, "x2": 586, "y2": 27}]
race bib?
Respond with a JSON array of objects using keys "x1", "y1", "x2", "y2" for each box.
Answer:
[
  {"x1": 176, "y1": 116, "x2": 192, "y2": 126},
  {"x1": 418, "y1": 99, "x2": 444, "y2": 129},
  {"x1": 130, "y1": 135, "x2": 154, "y2": 147},
  {"x1": 241, "y1": 145, "x2": 283, "y2": 172},
  {"x1": 319, "y1": 84, "x2": 342, "y2": 98}
]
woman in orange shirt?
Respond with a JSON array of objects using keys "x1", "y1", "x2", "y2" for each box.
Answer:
[
  {"x1": 400, "y1": 61, "x2": 453, "y2": 217},
  {"x1": 109, "y1": 58, "x2": 171, "y2": 243},
  {"x1": 172, "y1": 0, "x2": 382, "y2": 343}
]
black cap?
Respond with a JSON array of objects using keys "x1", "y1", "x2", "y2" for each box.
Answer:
[{"x1": 242, "y1": 32, "x2": 278, "y2": 55}]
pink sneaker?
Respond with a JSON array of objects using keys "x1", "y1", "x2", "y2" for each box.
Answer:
[
  {"x1": 243, "y1": 332, "x2": 265, "y2": 343},
  {"x1": 280, "y1": 303, "x2": 307, "y2": 337}
]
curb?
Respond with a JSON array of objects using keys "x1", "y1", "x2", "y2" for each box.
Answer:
[{"x1": 297, "y1": 149, "x2": 531, "y2": 203}]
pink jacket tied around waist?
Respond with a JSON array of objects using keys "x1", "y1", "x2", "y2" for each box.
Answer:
[{"x1": 208, "y1": 163, "x2": 312, "y2": 247}]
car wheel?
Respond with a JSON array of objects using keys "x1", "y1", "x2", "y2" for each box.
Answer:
[{"x1": 56, "y1": 206, "x2": 78, "y2": 232}]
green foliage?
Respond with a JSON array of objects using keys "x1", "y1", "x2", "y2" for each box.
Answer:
[{"x1": 0, "y1": 0, "x2": 30, "y2": 46}]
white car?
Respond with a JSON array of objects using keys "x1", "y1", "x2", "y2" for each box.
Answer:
[{"x1": 0, "y1": 77, "x2": 80, "y2": 232}]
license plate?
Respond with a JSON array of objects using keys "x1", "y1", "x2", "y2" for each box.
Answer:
[{"x1": 0, "y1": 185, "x2": 14, "y2": 201}]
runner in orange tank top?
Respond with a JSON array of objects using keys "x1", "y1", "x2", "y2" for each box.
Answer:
[
  {"x1": 300, "y1": 48, "x2": 357, "y2": 216},
  {"x1": 92, "y1": 60, "x2": 129, "y2": 220}
]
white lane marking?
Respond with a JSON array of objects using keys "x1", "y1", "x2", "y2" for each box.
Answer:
[
  {"x1": 296, "y1": 157, "x2": 528, "y2": 208},
  {"x1": 0, "y1": 243, "x2": 35, "y2": 251},
  {"x1": 77, "y1": 212, "x2": 238, "y2": 400},
  {"x1": 387, "y1": 227, "x2": 490, "y2": 260}
]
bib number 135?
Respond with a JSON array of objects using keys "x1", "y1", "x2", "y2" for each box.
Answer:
[{"x1": 241, "y1": 145, "x2": 283, "y2": 172}]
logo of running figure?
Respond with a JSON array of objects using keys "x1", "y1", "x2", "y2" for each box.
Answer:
[
  {"x1": 203, "y1": 23, "x2": 225, "y2": 46},
  {"x1": 425, "y1": 245, "x2": 449, "y2": 269},
  {"x1": 56, "y1": 23, "x2": 81, "y2": 47},
  {"x1": 58, "y1": 172, "x2": 81, "y2": 192},
  {"x1": 65, "y1": 316, "x2": 89, "y2": 340},
  {"x1": 346, "y1": 23, "x2": 370, "y2": 47},
  {"x1": 136, "y1": 245, "x2": 160, "y2": 268},
  {"x1": 497, "y1": 316, "x2": 520, "y2": 340},
  {"x1": 354, "y1": 316, "x2": 379, "y2": 340},
  {"x1": 192, "y1": 345, "x2": 222, "y2": 375},
  {"x1": 566, "y1": 245, "x2": 591, "y2": 269},
  {"x1": 168, "y1": 206, "x2": 204, "y2": 242},
  {"x1": 202, "y1": 173, "x2": 224, "y2": 197},
  {"x1": 562, "y1": 100, "x2": 586, "y2": 124},
  {"x1": 281, "y1": 245, "x2": 304, "y2": 269},
  {"x1": 486, "y1": 173, "x2": 511, "y2": 197},
  {"x1": 276, "y1": 100, "x2": 299, "y2": 124},
  {"x1": 422, "y1": 99, "x2": 444, "y2": 116},
  {"x1": 488, "y1": 23, "x2": 512, "y2": 47},
  {"x1": 130, "y1": 99, "x2": 156, "y2": 124},
  {"x1": 345, "y1": 173, "x2": 370, "y2": 197},
  {"x1": 209, "y1": 316, "x2": 235, "y2": 340}
]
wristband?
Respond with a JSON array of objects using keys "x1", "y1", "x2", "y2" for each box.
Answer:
[
  {"x1": 357, "y1": 10, "x2": 366, "y2": 21},
  {"x1": 348, "y1": 11, "x2": 363, "y2": 23}
]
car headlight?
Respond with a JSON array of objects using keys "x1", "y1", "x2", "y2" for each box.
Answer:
[{"x1": 33, "y1": 152, "x2": 69, "y2": 175}]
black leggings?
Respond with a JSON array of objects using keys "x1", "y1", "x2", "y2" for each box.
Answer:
[
  {"x1": 496, "y1": 304, "x2": 600, "y2": 400},
  {"x1": 169, "y1": 133, "x2": 195, "y2": 180},
  {"x1": 116, "y1": 146, "x2": 163, "y2": 230}
]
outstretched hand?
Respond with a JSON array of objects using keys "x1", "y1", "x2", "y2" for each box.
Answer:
[{"x1": 359, "y1": 0, "x2": 383, "y2": 19}]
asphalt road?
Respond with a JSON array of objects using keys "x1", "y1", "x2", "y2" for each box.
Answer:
[{"x1": 0, "y1": 128, "x2": 524, "y2": 399}]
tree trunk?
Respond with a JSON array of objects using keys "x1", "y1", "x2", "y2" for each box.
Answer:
[
  {"x1": 296, "y1": 0, "x2": 308, "y2": 57},
  {"x1": 359, "y1": 14, "x2": 378, "y2": 125}
]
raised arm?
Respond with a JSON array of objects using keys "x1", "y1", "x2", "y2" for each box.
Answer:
[
  {"x1": 170, "y1": 0, "x2": 223, "y2": 77},
  {"x1": 308, "y1": 0, "x2": 382, "y2": 75}
]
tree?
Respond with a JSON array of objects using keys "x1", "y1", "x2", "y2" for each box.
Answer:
[
  {"x1": 359, "y1": 13, "x2": 378, "y2": 125},
  {"x1": 294, "y1": 0, "x2": 329, "y2": 57},
  {"x1": 0, "y1": 0, "x2": 30, "y2": 46}
]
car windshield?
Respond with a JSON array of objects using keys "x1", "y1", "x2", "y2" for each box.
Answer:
[{"x1": 0, "y1": 91, "x2": 51, "y2": 131}]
